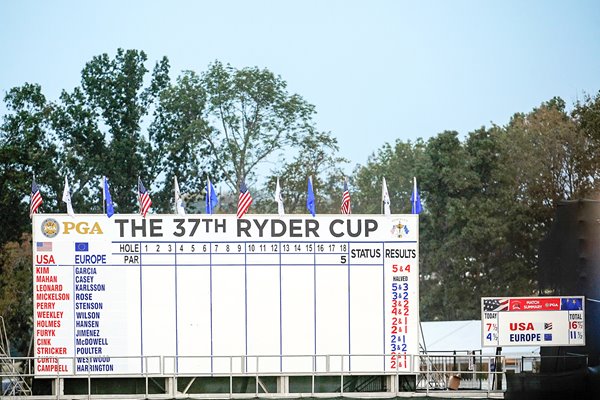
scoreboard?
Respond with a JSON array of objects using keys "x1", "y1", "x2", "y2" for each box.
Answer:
[
  {"x1": 32, "y1": 214, "x2": 419, "y2": 376},
  {"x1": 481, "y1": 296, "x2": 585, "y2": 347}
]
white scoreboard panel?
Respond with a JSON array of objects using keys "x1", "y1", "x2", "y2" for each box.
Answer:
[{"x1": 32, "y1": 214, "x2": 419, "y2": 376}]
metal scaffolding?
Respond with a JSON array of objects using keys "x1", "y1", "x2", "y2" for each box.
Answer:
[{"x1": 1, "y1": 316, "x2": 31, "y2": 396}]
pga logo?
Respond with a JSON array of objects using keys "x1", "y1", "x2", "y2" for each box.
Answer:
[{"x1": 62, "y1": 221, "x2": 103, "y2": 235}]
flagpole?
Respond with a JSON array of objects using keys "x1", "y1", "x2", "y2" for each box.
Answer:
[
  {"x1": 102, "y1": 177, "x2": 106, "y2": 215},
  {"x1": 381, "y1": 181, "x2": 383, "y2": 215},
  {"x1": 137, "y1": 176, "x2": 141, "y2": 214},
  {"x1": 206, "y1": 176, "x2": 210, "y2": 214},
  {"x1": 32, "y1": 172, "x2": 36, "y2": 218},
  {"x1": 381, "y1": 177, "x2": 385, "y2": 215},
  {"x1": 413, "y1": 176, "x2": 418, "y2": 214},
  {"x1": 414, "y1": 177, "x2": 417, "y2": 197}
]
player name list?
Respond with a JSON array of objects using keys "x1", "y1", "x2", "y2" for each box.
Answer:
[{"x1": 33, "y1": 215, "x2": 419, "y2": 375}]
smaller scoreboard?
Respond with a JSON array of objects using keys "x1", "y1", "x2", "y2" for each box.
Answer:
[{"x1": 481, "y1": 296, "x2": 585, "y2": 347}]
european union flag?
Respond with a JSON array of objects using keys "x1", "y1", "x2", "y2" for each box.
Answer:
[
  {"x1": 306, "y1": 176, "x2": 316, "y2": 217},
  {"x1": 103, "y1": 176, "x2": 114, "y2": 218},
  {"x1": 411, "y1": 177, "x2": 422, "y2": 215},
  {"x1": 544, "y1": 333, "x2": 553, "y2": 341},
  {"x1": 561, "y1": 297, "x2": 583, "y2": 310},
  {"x1": 206, "y1": 178, "x2": 218, "y2": 214},
  {"x1": 75, "y1": 242, "x2": 89, "y2": 252}
]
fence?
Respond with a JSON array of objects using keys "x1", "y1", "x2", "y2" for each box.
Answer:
[{"x1": 0, "y1": 353, "x2": 516, "y2": 398}]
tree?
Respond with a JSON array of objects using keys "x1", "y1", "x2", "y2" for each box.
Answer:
[
  {"x1": 58, "y1": 49, "x2": 170, "y2": 212},
  {"x1": 453, "y1": 126, "x2": 536, "y2": 315},
  {"x1": 258, "y1": 130, "x2": 348, "y2": 214},
  {"x1": 149, "y1": 70, "x2": 223, "y2": 211},
  {"x1": 497, "y1": 97, "x2": 600, "y2": 298},
  {"x1": 572, "y1": 90, "x2": 600, "y2": 193},
  {"x1": 0, "y1": 234, "x2": 33, "y2": 355},
  {"x1": 2, "y1": 49, "x2": 181, "y2": 216},
  {"x1": 351, "y1": 94, "x2": 600, "y2": 321},
  {"x1": 418, "y1": 131, "x2": 480, "y2": 319},
  {"x1": 51, "y1": 86, "x2": 108, "y2": 213},
  {"x1": 200, "y1": 61, "x2": 316, "y2": 191},
  {"x1": 352, "y1": 127, "x2": 548, "y2": 320},
  {"x1": 0, "y1": 83, "x2": 60, "y2": 244},
  {"x1": 352, "y1": 138, "x2": 426, "y2": 214},
  {"x1": 503, "y1": 97, "x2": 595, "y2": 231},
  {"x1": 2, "y1": 54, "x2": 323, "y2": 217}
]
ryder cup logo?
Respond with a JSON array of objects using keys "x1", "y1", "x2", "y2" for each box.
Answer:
[
  {"x1": 41, "y1": 218, "x2": 59, "y2": 238},
  {"x1": 391, "y1": 218, "x2": 410, "y2": 238}
]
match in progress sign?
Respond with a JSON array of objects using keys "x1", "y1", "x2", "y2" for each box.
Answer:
[
  {"x1": 481, "y1": 296, "x2": 585, "y2": 347},
  {"x1": 33, "y1": 214, "x2": 419, "y2": 376}
]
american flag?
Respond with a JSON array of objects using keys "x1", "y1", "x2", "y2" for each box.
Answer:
[
  {"x1": 341, "y1": 179, "x2": 351, "y2": 214},
  {"x1": 237, "y1": 181, "x2": 253, "y2": 219},
  {"x1": 37, "y1": 242, "x2": 52, "y2": 252},
  {"x1": 138, "y1": 178, "x2": 152, "y2": 218},
  {"x1": 483, "y1": 298, "x2": 509, "y2": 312},
  {"x1": 30, "y1": 178, "x2": 43, "y2": 217}
]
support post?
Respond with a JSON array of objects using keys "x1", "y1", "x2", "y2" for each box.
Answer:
[
  {"x1": 277, "y1": 376, "x2": 289, "y2": 394},
  {"x1": 52, "y1": 377, "x2": 64, "y2": 397}
]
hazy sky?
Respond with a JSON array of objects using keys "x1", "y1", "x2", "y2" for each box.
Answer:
[{"x1": 2, "y1": 0, "x2": 599, "y2": 172}]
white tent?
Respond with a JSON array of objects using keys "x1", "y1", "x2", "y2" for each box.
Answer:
[{"x1": 420, "y1": 320, "x2": 540, "y2": 357}]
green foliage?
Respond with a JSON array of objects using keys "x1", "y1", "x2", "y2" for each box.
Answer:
[
  {"x1": 504, "y1": 98, "x2": 588, "y2": 210},
  {"x1": 352, "y1": 139, "x2": 426, "y2": 214},
  {"x1": 572, "y1": 90, "x2": 600, "y2": 189},
  {"x1": 200, "y1": 61, "x2": 316, "y2": 191},
  {"x1": 149, "y1": 71, "x2": 218, "y2": 211},
  {"x1": 0, "y1": 234, "x2": 33, "y2": 355},
  {"x1": 353, "y1": 97, "x2": 600, "y2": 320},
  {"x1": 0, "y1": 84, "x2": 60, "y2": 243},
  {"x1": 257, "y1": 130, "x2": 348, "y2": 214},
  {"x1": 68, "y1": 49, "x2": 170, "y2": 212},
  {"x1": 149, "y1": 61, "x2": 322, "y2": 210}
]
